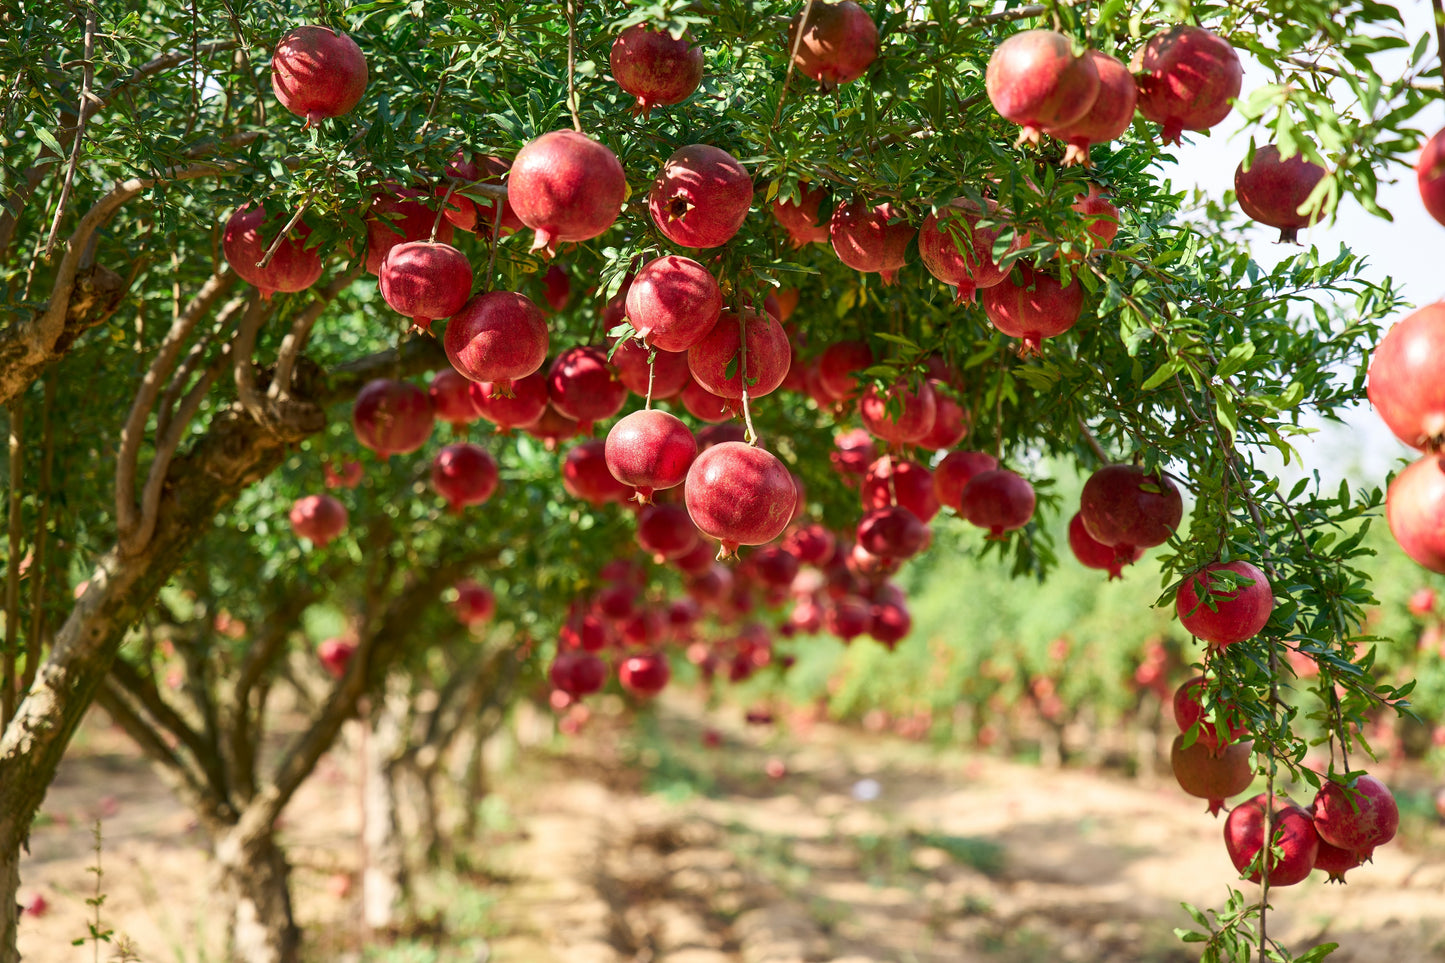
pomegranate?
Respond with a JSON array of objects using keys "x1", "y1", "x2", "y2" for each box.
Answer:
[
  {"x1": 470, "y1": 369, "x2": 549, "y2": 432},
  {"x1": 543, "y1": 264, "x2": 571, "y2": 311},
  {"x1": 595, "y1": 583, "x2": 637, "y2": 622},
  {"x1": 560, "y1": 611, "x2": 608, "y2": 652},
  {"x1": 1043, "y1": 50, "x2": 1136, "y2": 166},
  {"x1": 687, "y1": 309, "x2": 791, "y2": 400},
  {"x1": 626, "y1": 255, "x2": 723, "y2": 352},
  {"x1": 1367, "y1": 303, "x2": 1445, "y2": 450},
  {"x1": 685, "y1": 442, "x2": 796, "y2": 557},
  {"x1": 324, "y1": 460, "x2": 363, "y2": 490},
  {"x1": 959, "y1": 469, "x2": 1035, "y2": 538},
  {"x1": 551, "y1": 651, "x2": 607, "y2": 697},
  {"x1": 749, "y1": 546, "x2": 802, "y2": 589},
  {"x1": 1068, "y1": 512, "x2": 1142, "y2": 579},
  {"x1": 1224, "y1": 794, "x2": 1319, "y2": 886},
  {"x1": 680, "y1": 378, "x2": 734, "y2": 423},
  {"x1": 271, "y1": 26, "x2": 368, "y2": 126},
  {"x1": 452, "y1": 580, "x2": 496, "y2": 626},
  {"x1": 933, "y1": 450, "x2": 998, "y2": 511},
  {"x1": 785, "y1": 524, "x2": 837, "y2": 566},
  {"x1": 869, "y1": 599, "x2": 911, "y2": 649},
  {"x1": 611, "y1": 340, "x2": 690, "y2": 400},
  {"x1": 365, "y1": 185, "x2": 453, "y2": 275},
  {"x1": 856, "y1": 506, "x2": 928, "y2": 560},
  {"x1": 222, "y1": 205, "x2": 323, "y2": 300},
  {"x1": 1079, "y1": 464, "x2": 1183, "y2": 560},
  {"x1": 1312, "y1": 835, "x2": 1365, "y2": 883},
  {"x1": 1133, "y1": 25, "x2": 1242, "y2": 146},
  {"x1": 817, "y1": 339, "x2": 875, "y2": 400},
  {"x1": 1235, "y1": 145, "x2": 1327, "y2": 243},
  {"x1": 444, "y1": 292, "x2": 549, "y2": 392},
  {"x1": 289, "y1": 494, "x2": 348, "y2": 548},
  {"x1": 985, "y1": 30, "x2": 1100, "y2": 146},
  {"x1": 378, "y1": 241, "x2": 473, "y2": 331},
  {"x1": 1171, "y1": 735, "x2": 1254, "y2": 815},
  {"x1": 787, "y1": 0, "x2": 878, "y2": 87},
  {"x1": 619, "y1": 651, "x2": 671, "y2": 696},
  {"x1": 563, "y1": 440, "x2": 632, "y2": 505},
  {"x1": 352, "y1": 379, "x2": 434, "y2": 457},
  {"x1": 830, "y1": 199, "x2": 914, "y2": 285},
  {"x1": 862, "y1": 457, "x2": 939, "y2": 522},
  {"x1": 1409, "y1": 586, "x2": 1439, "y2": 615},
  {"x1": 1416, "y1": 128, "x2": 1445, "y2": 227},
  {"x1": 1312, "y1": 774, "x2": 1399, "y2": 858},
  {"x1": 775, "y1": 288, "x2": 800, "y2": 321},
  {"x1": 610, "y1": 24, "x2": 704, "y2": 118},
  {"x1": 636, "y1": 503, "x2": 700, "y2": 561},
  {"x1": 441, "y1": 152, "x2": 522, "y2": 236},
  {"x1": 605, "y1": 409, "x2": 698, "y2": 500},
  {"x1": 431, "y1": 443, "x2": 499, "y2": 511},
  {"x1": 917, "y1": 383, "x2": 969, "y2": 450},
  {"x1": 509, "y1": 130, "x2": 628, "y2": 256},
  {"x1": 827, "y1": 595, "x2": 872, "y2": 642},
  {"x1": 648, "y1": 144, "x2": 754, "y2": 249},
  {"x1": 430, "y1": 369, "x2": 481, "y2": 430},
  {"x1": 1176, "y1": 560, "x2": 1273, "y2": 648},
  {"x1": 1387, "y1": 454, "x2": 1445, "y2": 572},
  {"x1": 772, "y1": 183, "x2": 832, "y2": 247},
  {"x1": 981, "y1": 263, "x2": 1086, "y2": 354},
  {"x1": 548, "y1": 346, "x2": 628, "y2": 433},
  {"x1": 1173, "y1": 676, "x2": 1248, "y2": 753},
  {"x1": 918, "y1": 199, "x2": 1011, "y2": 304},
  {"x1": 526, "y1": 403, "x2": 582, "y2": 449},
  {"x1": 859, "y1": 378, "x2": 938, "y2": 445},
  {"x1": 317, "y1": 638, "x2": 356, "y2": 680},
  {"x1": 1067, "y1": 184, "x2": 1120, "y2": 255}
]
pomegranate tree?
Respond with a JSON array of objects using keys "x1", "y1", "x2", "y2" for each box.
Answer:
[
  {"x1": 431, "y1": 443, "x2": 499, "y2": 511},
  {"x1": 378, "y1": 241, "x2": 473, "y2": 331},
  {"x1": 648, "y1": 144, "x2": 754, "y2": 248},
  {"x1": 685, "y1": 442, "x2": 796, "y2": 557},
  {"x1": 289, "y1": 495, "x2": 348, "y2": 548},
  {"x1": 509, "y1": 130, "x2": 628, "y2": 256},
  {"x1": 1366, "y1": 302, "x2": 1445, "y2": 450},
  {"x1": 985, "y1": 30, "x2": 1100, "y2": 146},
  {"x1": 1234, "y1": 145, "x2": 1327, "y2": 243},
  {"x1": 1387, "y1": 454, "x2": 1445, "y2": 572},
  {"x1": 222, "y1": 205, "x2": 323, "y2": 300},
  {"x1": 830, "y1": 199, "x2": 914, "y2": 285},
  {"x1": 1133, "y1": 25, "x2": 1243, "y2": 145},
  {"x1": 352, "y1": 379, "x2": 435, "y2": 457},
  {"x1": 444, "y1": 292, "x2": 550, "y2": 392},
  {"x1": 787, "y1": 0, "x2": 878, "y2": 88},
  {"x1": 270, "y1": 26, "x2": 368, "y2": 126},
  {"x1": 610, "y1": 24, "x2": 704, "y2": 118},
  {"x1": 604, "y1": 409, "x2": 698, "y2": 501},
  {"x1": 1175, "y1": 560, "x2": 1274, "y2": 648}
]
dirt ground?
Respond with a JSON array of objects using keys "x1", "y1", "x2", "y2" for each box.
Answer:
[{"x1": 13, "y1": 695, "x2": 1445, "y2": 963}]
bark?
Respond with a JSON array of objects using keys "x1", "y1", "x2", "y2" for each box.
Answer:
[
  {"x1": 214, "y1": 825, "x2": 301, "y2": 963},
  {"x1": 0, "y1": 859, "x2": 14, "y2": 962},
  {"x1": 361, "y1": 683, "x2": 409, "y2": 932},
  {"x1": 0, "y1": 262, "x2": 127, "y2": 406}
]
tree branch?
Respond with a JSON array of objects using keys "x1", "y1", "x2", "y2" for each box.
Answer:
[
  {"x1": 3, "y1": 400, "x2": 22, "y2": 731},
  {"x1": 107, "y1": 655, "x2": 231, "y2": 806},
  {"x1": 228, "y1": 591, "x2": 314, "y2": 803},
  {"x1": 155, "y1": 294, "x2": 246, "y2": 442},
  {"x1": 267, "y1": 263, "x2": 363, "y2": 402},
  {"x1": 43, "y1": 7, "x2": 97, "y2": 258}
]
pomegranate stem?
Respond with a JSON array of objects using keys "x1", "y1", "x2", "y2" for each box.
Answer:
[
  {"x1": 645, "y1": 351, "x2": 655, "y2": 410},
  {"x1": 255, "y1": 199, "x2": 310, "y2": 270},
  {"x1": 431, "y1": 181, "x2": 457, "y2": 244}
]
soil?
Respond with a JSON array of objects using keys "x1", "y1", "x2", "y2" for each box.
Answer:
[{"x1": 14, "y1": 696, "x2": 1445, "y2": 963}]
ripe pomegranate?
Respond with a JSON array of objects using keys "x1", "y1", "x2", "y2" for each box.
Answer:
[
  {"x1": 748, "y1": 546, "x2": 801, "y2": 590},
  {"x1": 917, "y1": 383, "x2": 969, "y2": 450},
  {"x1": 827, "y1": 595, "x2": 872, "y2": 642},
  {"x1": 1079, "y1": 464, "x2": 1183, "y2": 560},
  {"x1": 1224, "y1": 794, "x2": 1319, "y2": 886},
  {"x1": 1068, "y1": 512, "x2": 1141, "y2": 579},
  {"x1": 1068, "y1": 184, "x2": 1120, "y2": 255},
  {"x1": 1312, "y1": 835, "x2": 1365, "y2": 883},
  {"x1": 611, "y1": 340, "x2": 690, "y2": 400},
  {"x1": 444, "y1": 292, "x2": 549, "y2": 392},
  {"x1": 551, "y1": 651, "x2": 608, "y2": 697},
  {"x1": 526, "y1": 403, "x2": 582, "y2": 450},
  {"x1": 859, "y1": 379, "x2": 938, "y2": 445},
  {"x1": 222, "y1": 205, "x2": 323, "y2": 300},
  {"x1": 1173, "y1": 676, "x2": 1248, "y2": 753},
  {"x1": 271, "y1": 26, "x2": 368, "y2": 126},
  {"x1": 787, "y1": 0, "x2": 878, "y2": 87},
  {"x1": 648, "y1": 144, "x2": 753, "y2": 248},
  {"x1": 1043, "y1": 50, "x2": 1136, "y2": 166},
  {"x1": 637, "y1": 503, "x2": 700, "y2": 562},
  {"x1": 595, "y1": 582, "x2": 637, "y2": 622},
  {"x1": 933, "y1": 450, "x2": 998, "y2": 511},
  {"x1": 610, "y1": 24, "x2": 704, "y2": 118},
  {"x1": 1235, "y1": 145, "x2": 1327, "y2": 243},
  {"x1": 1387, "y1": 454, "x2": 1445, "y2": 572},
  {"x1": 605, "y1": 409, "x2": 698, "y2": 500},
  {"x1": 772, "y1": 183, "x2": 831, "y2": 247},
  {"x1": 1367, "y1": 303, "x2": 1445, "y2": 450},
  {"x1": 1312, "y1": 774, "x2": 1399, "y2": 859},
  {"x1": 563, "y1": 440, "x2": 632, "y2": 505},
  {"x1": 324, "y1": 460, "x2": 363, "y2": 490},
  {"x1": 432, "y1": 443, "x2": 499, "y2": 511},
  {"x1": 856, "y1": 506, "x2": 928, "y2": 560},
  {"x1": 317, "y1": 638, "x2": 356, "y2": 680},
  {"x1": 543, "y1": 264, "x2": 571, "y2": 311},
  {"x1": 561, "y1": 611, "x2": 608, "y2": 652},
  {"x1": 959, "y1": 469, "x2": 1035, "y2": 538},
  {"x1": 785, "y1": 524, "x2": 837, "y2": 566},
  {"x1": 985, "y1": 30, "x2": 1100, "y2": 146},
  {"x1": 509, "y1": 130, "x2": 627, "y2": 256},
  {"x1": 353, "y1": 379, "x2": 435, "y2": 457},
  {"x1": 379, "y1": 241, "x2": 473, "y2": 331},
  {"x1": 1171, "y1": 735, "x2": 1254, "y2": 816},
  {"x1": 1133, "y1": 25, "x2": 1242, "y2": 146},
  {"x1": 1176, "y1": 561, "x2": 1273, "y2": 648},
  {"x1": 981, "y1": 263, "x2": 1086, "y2": 354},
  {"x1": 830, "y1": 199, "x2": 914, "y2": 285},
  {"x1": 685, "y1": 442, "x2": 796, "y2": 557},
  {"x1": 440, "y1": 152, "x2": 521, "y2": 236},
  {"x1": 430, "y1": 369, "x2": 481, "y2": 430},
  {"x1": 817, "y1": 339, "x2": 875, "y2": 400},
  {"x1": 687, "y1": 309, "x2": 791, "y2": 400},
  {"x1": 1409, "y1": 586, "x2": 1439, "y2": 616},
  {"x1": 680, "y1": 378, "x2": 734, "y2": 423},
  {"x1": 452, "y1": 580, "x2": 496, "y2": 626},
  {"x1": 869, "y1": 599, "x2": 911, "y2": 649},
  {"x1": 548, "y1": 346, "x2": 627, "y2": 432},
  {"x1": 619, "y1": 651, "x2": 671, "y2": 696},
  {"x1": 863, "y1": 457, "x2": 939, "y2": 522},
  {"x1": 289, "y1": 494, "x2": 348, "y2": 548},
  {"x1": 626, "y1": 255, "x2": 723, "y2": 352},
  {"x1": 470, "y1": 369, "x2": 549, "y2": 432},
  {"x1": 365, "y1": 185, "x2": 453, "y2": 275},
  {"x1": 918, "y1": 199, "x2": 1011, "y2": 304},
  {"x1": 1416, "y1": 128, "x2": 1445, "y2": 226}
]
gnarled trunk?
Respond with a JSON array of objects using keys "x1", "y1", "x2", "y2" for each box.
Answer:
[
  {"x1": 0, "y1": 853, "x2": 18, "y2": 963},
  {"x1": 215, "y1": 825, "x2": 301, "y2": 963}
]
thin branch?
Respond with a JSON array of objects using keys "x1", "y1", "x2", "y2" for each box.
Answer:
[
  {"x1": 564, "y1": 0, "x2": 583, "y2": 131},
  {"x1": 417, "y1": 51, "x2": 457, "y2": 138},
  {"x1": 3, "y1": 398, "x2": 23, "y2": 730},
  {"x1": 231, "y1": 292, "x2": 272, "y2": 424},
  {"x1": 21, "y1": 378, "x2": 55, "y2": 698},
  {"x1": 775, "y1": 0, "x2": 813, "y2": 127},
  {"x1": 157, "y1": 294, "x2": 246, "y2": 440},
  {"x1": 253, "y1": 200, "x2": 310, "y2": 270},
  {"x1": 268, "y1": 263, "x2": 364, "y2": 403},
  {"x1": 44, "y1": 7, "x2": 98, "y2": 258},
  {"x1": 1076, "y1": 416, "x2": 1112, "y2": 464}
]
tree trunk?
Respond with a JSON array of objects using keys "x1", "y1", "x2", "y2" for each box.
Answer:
[
  {"x1": 0, "y1": 855, "x2": 18, "y2": 963},
  {"x1": 361, "y1": 689, "x2": 408, "y2": 933},
  {"x1": 215, "y1": 825, "x2": 301, "y2": 963}
]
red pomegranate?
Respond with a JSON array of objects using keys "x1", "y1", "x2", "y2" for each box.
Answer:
[
  {"x1": 648, "y1": 144, "x2": 754, "y2": 249},
  {"x1": 548, "y1": 347, "x2": 628, "y2": 433},
  {"x1": 856, "y1": 506, "x2": 928, "y2": 560},
  {"x1": 748, "y1": 546, "x2": 802, "y2": 589},
  {"x1": 271, "y1": 26, "x2": 368, "y2": 126},
  {"x1": 543, "y1": 264, "x2": 571, "y2": 311},
  {"x1": 444, "y1": 292, "x2": 549, "y2": 392},
  {"x1": 918, "y1": 199, "x2": 1011, "y2": 304},
  {"x1": 324, "y1": 460, "x2": 363, "y2": 490},
  {"x1": 317, "y1": 638, "x2": 357, "y2": 680},
  {"x1": 1173, "y1": 676, "x2": 1249, "y2": 754},
  {"x1": 959, "y1": 469, "x2": 1035, "y2": 538},
  {"x1": 917, "y1": 383, "x2": 969, "y2": 450},
  {"x1": 605, "y1": 409, "x2": 698, "y2": 501},
  {"x1": 1224, "y1": 794, "x2": 1319, "y2": 886},
  {"x1": 563, "y1": 440, "x2": 631, "y2": 506},
  {"x1": 859, "y1": 379, "x2": 938, "y2": 445},
  {"x1": 1171, "y1": 736, "x2": 1254, "y2": 816},
  {"x1": 441, "y1": 152, "x2": 522, "y2": 236},
  {"x1": 431, "y1": 443, "x2": 499, "y2": 511},
  {"x1": 1079, "y1": 464, "x2": 1183, "y2": 560},
  {"x1": 560, "y1": 611, "x2": 608, "y2": 652},
  {"x1": 636, "y1": 503, "x2": 700, "y2": 562},
  {"x1": 981, "y1": 264, "x2": 1085, "y2": 354},
  {"x1": 869, "y1": 599, "x2": 912, "y2": 649},
  {"x1": 680, "y1": 378, "x2": 734, "y2": 423},
  {"x1": 379, "y1": 241, "x2": 473, "y2": 331},
  {"x1": 222, "y1": 205, "x2": 323, "y2": 300},
  {"x1": 1068, "y1": 184, "x2": 1120, "y2": 254},
  {"x1": 430, "y1": 369, "x2": 481, "y2": 430},
  {"x1": 626, "y1": 255, "x2": 723, "y2": 352},
  {"x1": 353, "y1": 379, "x2": 434, "y2": 457},
  {"x1": 1417, "y1": 128, "x2": 1445, "y2": 227},
  {"x1": 611, "y1": 340, "x2": 690, "y2": 400},
  {"x1": 452, "y1": 580, "x2": 496, "y2": 626},
  {"x1": 1312, "y1": 836, "x2": 1365, "y2": 883},
  {"x1": 817, "y1": 339, "x2": 875, "y2": 401},
  {"x1": 1133, "y1": 25, "x2": 1242, "y2": 146},
  {"x1": 1312, "y1": 774, "x2": 1399, "y2": 859},
  {"x1": 785, "y1": 524, "x2": 837, "y2": 567},
  {"x1": 365, "y1": 185, "x2": 453, "y2": 275},
  {"x1": 685, "y1": 442, "x2": 796, "y2": 557},
  {"x1": 1367, "y1": 303, "x2": 1445, "y2": 451},
  {"x1": 619, "y1": 650, "x2": 671, "y2": 696},
  {"x1": 1235, "y1": 145, "x2": 1327, "y2": 243},
  {"x1": 289, "y1": 494, "x2": 348, "y2": 548},
  {"x1": 826, "y1": 595, "x2": 872, "y2": 642},
  {"x1": 933, "y1": 450, "x2": 998, "y2": 510},
  {"x1": 610, "y1": 24, "x2": 704, "y2": 118},
  {"x1": 1388, "y1": 454, "x2": 1445, "y2": 572},
  {"x1": 862, "y1": 457, "x2": 939, "y2": 522},
  {"x1": 1068, "y1": 512, "x2": 1141, "y2": 579},
  {"x1": 787, "y1": 0, "x2": 878, "y2": 88},
  {"x1": 830, "y1": 199, "x2": 914, "y2": 285},
  {"x1": 470, "y1": 369, "x2": 549, "y2": 432},
  {"x1": 1175, "y1": 560, "x2": 1274, "y2": 648},
  {"x1": 1043, "y1": 50, "x2": 1136, "y2": 166},
  {"x1": 509, "y1": 130, "x2": 628, "y2": 256},
  {"x1": 985, "y1": 30, "x2": 1100, "y2": 146},
  {"x1": 551, "y1": 651, "x2": 608, "y2": 697},
  {"x1": 687, "y1": 309, "x2": 791, "y2": 400},
  {"x1": 526, "y1": 403, "x2": 582, "y2": 450},
  {"x1": 772, "y1": 183, "x2": 831, "y2": 247}
]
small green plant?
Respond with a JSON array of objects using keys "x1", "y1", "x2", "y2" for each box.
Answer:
[{"x1": 71, "y1": 819, "x2": 118, "y2": 961}]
